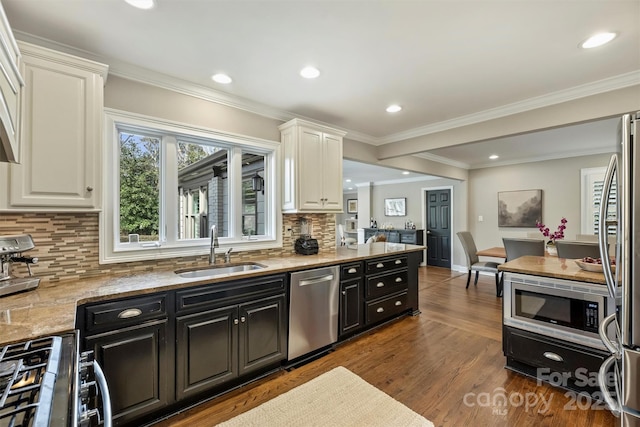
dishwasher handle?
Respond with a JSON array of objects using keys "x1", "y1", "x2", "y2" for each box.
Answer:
[{"x1": 299, "y1": 275, "x2": 335, "y2": 286}]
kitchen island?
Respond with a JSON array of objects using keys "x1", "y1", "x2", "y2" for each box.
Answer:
[{"x1": 499, "y1": 255, "x2": 612, "y2": 399}]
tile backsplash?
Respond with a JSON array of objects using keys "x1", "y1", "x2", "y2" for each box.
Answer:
[{"x1": 0, "y1": 212, "x2": 336, "y2": 283}]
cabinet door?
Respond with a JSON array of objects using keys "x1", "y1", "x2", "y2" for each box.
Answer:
[
  {"x1": 340, "y1": 279, "x2": 363, "y2": 336},
  {"x1": 321, "y1": 132, "x2": 343, "y2": 210},
  {"x1": 10, "y1": 47, "x2": 105, "y2": 208},
  {"x1": 298, "y1": 127, "x2": 324, "y2": 210},
  {"x1": 85, "y1": 320, "x2": 170, "y2": 426},
  {"x1": 238, "y1": 295, "x2": 287, "y2": 376},
  {"x1": 175, "y1": 306, "x2": 238, "y2": 400}
]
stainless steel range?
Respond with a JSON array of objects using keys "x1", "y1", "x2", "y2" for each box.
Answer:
[
  {"x1": 0, "y1": 234, "x2": 40, "y2": 297},
  {"x1": 0, "y1": 333, "x2": 111, "y2": 427}
]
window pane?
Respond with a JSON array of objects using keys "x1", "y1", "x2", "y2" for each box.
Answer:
[
  {"x1": 119, "y1": 132, "x2": 160, "y2": 243},
  {"x1": 242, "y1": 152, "x2": 265, "y2": 236},
  {"x1": 177, "y1": 141, "x2": 229, "y2": 239}
]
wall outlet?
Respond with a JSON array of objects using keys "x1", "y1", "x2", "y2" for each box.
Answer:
[{"x1": 478, "y1": 215, "x2": 484, "y2": 222}]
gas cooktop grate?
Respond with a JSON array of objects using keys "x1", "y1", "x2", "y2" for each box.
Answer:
[{"x1": 0, "y1": 337, "x2": 62, "y2": 427}]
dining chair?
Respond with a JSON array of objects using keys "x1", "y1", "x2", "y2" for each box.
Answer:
[
  {"x1": 338, "y1": 224, "x2": 356, "y2": 246},
  {"x1": 555, "y1": 240, "x2": 602, "y2": 259},
  {"x1": 456, "y1": 231, "x2": 502, "y2": 297},
  {"x1": 502, "y1": 238, "x2": 545, "y2": 261}
]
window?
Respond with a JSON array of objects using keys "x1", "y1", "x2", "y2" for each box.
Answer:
[
  {"x1": 101, "y1": 109, "x2": 281, "y2": 264},
  {"x1": 581, "y1": 167, "x2": 617, "y2": 235}
]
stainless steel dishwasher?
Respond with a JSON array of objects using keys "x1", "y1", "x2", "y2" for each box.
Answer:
[{"x1": 288, "y1": 266, "x2": 340, "y2": 360}]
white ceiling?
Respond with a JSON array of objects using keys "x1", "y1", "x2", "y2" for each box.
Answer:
[{"x1": 3, "y1": 0, "x2": 638, "y2": 185}]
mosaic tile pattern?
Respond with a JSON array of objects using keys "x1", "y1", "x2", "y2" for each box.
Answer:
[{"x1": 0, "y1": 212, "x2": 337, "y2": 283}]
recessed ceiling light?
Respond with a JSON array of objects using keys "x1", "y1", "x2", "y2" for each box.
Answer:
[
  {"x1": 212, "y1": 73, "x2": 232, "y2": 84},
  {"x1": 402, "y1": 171, "x2": 410, "y2": 175},
  {"x1": 300, "y1": 66, "x2": 320, "y2": 79},
  {"x1": 386, "y1": 105, "x2": 402, "y2": 113},
  {"x1": 347, "y1": 187, "x2": 353, "y2": 190},
  {"x1": 345, "y1": 179, "x2": 351, "y2": 183},
  {"x1": 124, "y1": 0, "x2": 155, "y2": 9},
  {"x1": 581, "y1": 32, "x2": 617, "y2": 49},
  {"x1": 489, "y1": 154, "x2": 499, "y2": 160}
]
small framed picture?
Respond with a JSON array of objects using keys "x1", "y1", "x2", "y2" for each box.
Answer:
[
  {"x1": 384, "y1": 198, "x2": 406, "y2": 216},
  {"x1": 347, "y1": 199, "x2": 358, "y2": 214}
]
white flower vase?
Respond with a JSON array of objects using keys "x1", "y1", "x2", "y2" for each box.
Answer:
[{"x1": 546, "y1": 242, "x2": 557, "y2": 256}]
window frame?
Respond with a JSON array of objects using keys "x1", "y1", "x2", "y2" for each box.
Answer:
[
  {"x1": 580, "y1": 166, "x2": 616, "y2": 235},
  {"x1": 100, "y1": 108, "x2": 282, "y2": 264}
]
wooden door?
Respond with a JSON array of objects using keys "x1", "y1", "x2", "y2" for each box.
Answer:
[{"x1": 426, "y1": 189, "x2": 451, "y2": 268}]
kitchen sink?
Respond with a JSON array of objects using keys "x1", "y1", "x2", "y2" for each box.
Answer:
[{"x1": 175, "y1": 263, "x2": 267, "y2": 279}]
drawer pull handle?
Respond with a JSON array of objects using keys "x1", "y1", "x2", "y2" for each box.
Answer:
[
  {"x1": 348, "y1": 268, "x2": 357, "y2": 274},
  {"x1": 395, "y1": 301, "x2": 402, "y2": 306},
  {"x1": 117, "y1": 308, "x2": 142, "y2": 319},
  {"x1": 395, "y1": 260, "x2": 402, "y2": 264},
  {"x1": 376, "y1": 282, "x2": 385, "y2": 288},
  {"x1": 395, "y1": 277, "x2": 402, "y2": 282},
  {"x1": 543, "y1": 351, "x2": 564, "y2": 362},
  {"x1": 234, "y1": 318, "x2": 239, "y2": 325},
  {"x1": 376, "y1": 263, "x2": 384, "y2": 268},
  {"x1": 376, "y1": 307, "x2": 384, "y2": 313},
  {"x1": 240, "y1": 316, "x2": 246, "y2": 323}
]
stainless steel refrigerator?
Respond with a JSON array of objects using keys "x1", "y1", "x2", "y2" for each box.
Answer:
[{"x1": 598, "y1": 112, "x2": 640, "y2": 425}]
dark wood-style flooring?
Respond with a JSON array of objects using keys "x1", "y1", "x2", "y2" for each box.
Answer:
[{"x1": 153, "y1": 266, "x2": 616, "y2": 427}]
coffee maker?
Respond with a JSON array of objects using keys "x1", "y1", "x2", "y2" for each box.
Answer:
[{"x1": 0, "y1": 234, "x2": 40, "y2": 297}]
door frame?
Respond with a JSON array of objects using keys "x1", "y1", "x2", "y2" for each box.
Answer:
[{"x1": 421, "y1": 185, "x2": 454, "y2": 268}]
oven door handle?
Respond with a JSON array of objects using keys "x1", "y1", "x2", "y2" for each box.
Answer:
[{"x1": 93, "y1": 360, "x2": 113, "y2": 427}]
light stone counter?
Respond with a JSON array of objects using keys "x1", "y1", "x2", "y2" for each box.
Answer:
[
  {"x1": 0, "y1": 243, "x2": 424, "y2": 345},
  {"x1": 499, "y1": 255, "x2": 607, "y2": 285}
]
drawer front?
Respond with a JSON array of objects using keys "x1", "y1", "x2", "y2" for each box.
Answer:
[
  {"x1": 84, "y1": 294, "x2": 167, "y2": 332},
  {"x1": 365, "y1": 256, "x2": 408, "y2": 274},
  {"x1": 399, "y1": 233, "x2": 416, "y2": 244},
  {"x1": 176, "y1": 274, "x2": 286, "y2": 313},
  {"x1": 341, "y1": 262, "x2": 363, "y2": 280},
  {"x1": 366, "y1": 270, "x2": 408, "y2": 299},
  {"x1": 505, "y1": 327, "x2": 608, "y2": 380},
  {"x1": 366, "y1": 292, "x2": 409, "y2": 324}
]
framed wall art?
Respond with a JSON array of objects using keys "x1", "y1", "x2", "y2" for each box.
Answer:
[
  {"x1": 347, "y1": 199, "x2": 358, "y2": 214},
  {"x1": 384, "y1": 198, "x2": 406, "y2": 216},
  {"x1": 498, "y1": 189, "x2": 542, "y2": 227}
]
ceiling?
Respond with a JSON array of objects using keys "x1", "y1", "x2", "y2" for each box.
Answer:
[{"x1": 3, "y1": 0, "x2": 639, "y2": 185}]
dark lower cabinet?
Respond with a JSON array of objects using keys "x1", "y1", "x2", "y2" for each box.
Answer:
[
  {"x1": 85, "y1": 320, "x2": 170, "y2": 426},
  {"x1": 176, "y1": 294, "x2": 287, "y2": 400},
  {"x1": 339, "y1": 279, "x2": 363, "y2": 336}
]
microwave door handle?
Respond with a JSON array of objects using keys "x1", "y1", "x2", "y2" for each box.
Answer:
[
  {"x1": 598, "y1": 354, "x2": 621, "y2": 417},
  {"x1": 599, "y1": 154, "x2": 617, "y2": 299}
]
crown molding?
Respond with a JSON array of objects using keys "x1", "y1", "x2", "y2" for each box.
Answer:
[
  {"x1": 13, "y1": 31, "x2": 637, "y2": 156},
  {"x1": 376, "y1": 70, "x2": 640, "y2": 145}
]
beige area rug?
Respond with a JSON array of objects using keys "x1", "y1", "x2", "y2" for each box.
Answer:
[{"x1": 216, "y1": 366, "x2": 434, "y2": 427}]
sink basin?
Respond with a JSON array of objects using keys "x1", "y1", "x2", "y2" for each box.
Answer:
[{"x1": 176, "y1": 263, "x2": 266, "y2": 279}]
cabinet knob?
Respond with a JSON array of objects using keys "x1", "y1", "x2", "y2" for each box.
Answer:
[
  {"x1": 240, "y1": 316, "x2": 246, "y2": 323},
  {"x1": 86, "y1": 186, "x2": 94, "y2": 192},
  {"x1": 394, "y1": 260, "x2": 402, "y2": 265},
  {"x1": 395, "y1": 277, "x2": 402, "y2": 283},
  {"x1": 394, "y1": 301, "x2": 402, "y2": 306},
  {"x1": 376, "y1": 263, "x2": 384, "y2": 268},
  {"x1": 342, "y1": 291, "x2": 346, "y2": 295},
  {"x1": 376, "y1": 282, "x2": 385, "y2": 288},
  {"x1": 376, "y1": 307, "x2": 384, "y2": 313},
  {"x1": 234, "y1": 319, "x2": 239, "y2": 325}
]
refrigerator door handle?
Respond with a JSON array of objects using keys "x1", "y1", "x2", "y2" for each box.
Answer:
[
  {"x1": 599, "y1": 153, "x2": 617, "y2": 299},
  {"x1": 598, "y1": 354, "x2": 621, "y2": 417},
  {"x1": 599, "y1": 313, "x2": 621, "y2": 356}
]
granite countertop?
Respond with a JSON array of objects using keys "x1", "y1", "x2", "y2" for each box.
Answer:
[
  {"x1": 499, "y1": 255, "x2": 607, "y2": 285},
  {"x1": 0, "y1": 243, "x2": 423, "y2": 346}
]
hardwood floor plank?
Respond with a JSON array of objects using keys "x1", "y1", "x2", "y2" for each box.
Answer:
[{"x1": 151, "y1": 266, "x2": 616, "y2": 427}]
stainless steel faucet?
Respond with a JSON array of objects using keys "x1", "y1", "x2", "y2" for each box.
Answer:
[{"x1": 209, "y1": 224, "x2": 219, "y2": 264}]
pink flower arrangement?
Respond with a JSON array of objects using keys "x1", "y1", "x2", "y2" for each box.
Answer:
[{"x1": 536, "y1": 217, "x2": 567, "y2": 243}]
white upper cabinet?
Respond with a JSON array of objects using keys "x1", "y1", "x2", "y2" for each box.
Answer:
[
  {"x1": 9, "y1": 42, "x2": 108, "y2": 209},
  {"x1": 279, "y1": 118, "x2": 346, "y2": 213},
  {"x1": 0, "y1": 2, "x2": 23, "y2": 163}
]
